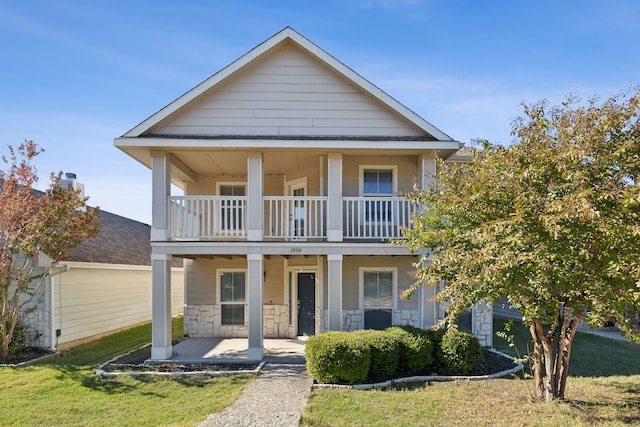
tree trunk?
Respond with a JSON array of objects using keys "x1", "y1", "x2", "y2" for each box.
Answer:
[
  {"x1": 557, "y1": 316, "x2": 580, "y2": 398},
  {"x1": 529, "y1": 323, "x2": 545, "y2": 399}
]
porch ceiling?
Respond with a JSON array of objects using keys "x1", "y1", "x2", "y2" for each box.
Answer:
[{"x1": 172, "y1": 151, "x2": 319, "y2": 177}]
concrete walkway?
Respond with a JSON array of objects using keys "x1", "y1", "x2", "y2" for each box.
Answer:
[{"x1": 199, "y1": 362, "x2": 312, "y2": 427}]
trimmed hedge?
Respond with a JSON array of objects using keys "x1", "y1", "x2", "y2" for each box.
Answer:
[
  {"x1": 385, "y1": 325, "x2": 434, "y2": 375},
  {"x1": 439, "y1": 329, "x2": 484, "y2": 375},
  {"x1": 306, "y1": 326, "x2": 483, "y2": 384},
  {"x1": 352, "y1": 329, "x2": 401, "y2": 382},
  {"x1": 305, "y1": 331, "x2": 370, "y2": 384}
]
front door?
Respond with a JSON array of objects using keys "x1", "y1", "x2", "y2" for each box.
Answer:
[
  {"x1": 288, "y1": 179, "x2": 306, "y2": 239},
  {"x1": 297, "y1": 272, "x2": 315, "y2": 336}
]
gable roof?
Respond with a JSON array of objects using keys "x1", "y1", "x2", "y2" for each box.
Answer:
[{"x1": 122, "y1": 27, "x2": 455, "y2": 142}]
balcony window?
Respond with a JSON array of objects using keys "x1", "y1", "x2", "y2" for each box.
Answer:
[
  {"x1": 360, "y1": 268, "x2": 397, "y2": 330},
  {"x1": 360, "y1": 167, "x2": 397, "y2": 223},
  {"x1": 219, "y1": 270, "x2": 246, "y2": 326},
  {"x1": 219, "y1": 184, "x2": 245, "y2": 231}
]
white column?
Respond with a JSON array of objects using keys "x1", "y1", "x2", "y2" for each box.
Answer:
[
  {"x1": 247, "y1": 253, "x2": 263, "y2": 360},
  {"x1": 327, "y1": 254, "x2": 342, "y2": 330},
  {"x1": 247, "y1": 152, "x2": 263, "y2": 241},
  {"x1": 151, "y1": 152, "x2": 171, "y2": 241},
  {"x1": 327, "y1": 153, "x2": 343, "y2": 242},
  {"x1": 419, "y1": 155, "x2": 437, "y2": 191},
  {"x1": 151, "y1": 253, "x2": 172, "y2": 360}
]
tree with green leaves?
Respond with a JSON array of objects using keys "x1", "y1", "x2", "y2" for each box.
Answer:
[
  {"x1": 403, "y1": 90, "x2": 640, "y2": 400},
  {"x1": 0, "y1": 141, "x2": 100, "y2": 361}
]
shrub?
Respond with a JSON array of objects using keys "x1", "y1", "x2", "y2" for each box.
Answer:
[
  {"x1": 353, "y1": 329, "x2": 401, "y2": 382},
  {"x1": 305, "y1": 331, "x2": 370, "y2": 384},
  {"x1": 439, "y1": 329, "x2": 483, "y2": 375},
  {"x1": 8, "y1": 322, "x2": 29, "y2": 360},
  {"x1": 385, "y1": 325, "x2": 433, "y2": 375}
]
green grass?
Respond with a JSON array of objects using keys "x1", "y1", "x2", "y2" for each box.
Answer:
[
  {"x1": 0, "y1": 317, "x2": 252, "y2": 426},
  {"x1": 302, "y1": 318, "x2": 640, "y2": 426}
]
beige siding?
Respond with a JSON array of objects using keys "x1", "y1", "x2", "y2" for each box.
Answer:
[
  {"x1": 343, "y1": 155, "x2": 420, "y2": 196},
  {"x1": 152, "y1": 44, "x2": 423, "y2": 137},
  {"x1": 52, "y1": 265, "x2": 184, "y2": 347},
  {"x1": 342, "y1": 256, "x2": 419, "y2": 311}
]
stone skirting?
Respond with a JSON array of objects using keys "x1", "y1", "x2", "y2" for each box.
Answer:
[
  {"x1": 184, "y1": 304, "x2": 294, "y2": 338},
  {"x1": 342, "y1": 309, "x2": 420, "y2": 332},
  {"x1": 20, "y1": 310, "x2": 49, "y2": 348}
]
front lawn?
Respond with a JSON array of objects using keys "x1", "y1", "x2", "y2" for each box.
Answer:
[
  {"x1": 0, "y1": 317, "x2": 251, "y2": 426},
  {"x1": 302, "y1": 318, "x2": 640, "y2": 426}
]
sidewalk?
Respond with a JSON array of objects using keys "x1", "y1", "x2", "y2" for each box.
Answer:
[{"x1": 199, "y1": 363, "x2": 312, "y2": 427}]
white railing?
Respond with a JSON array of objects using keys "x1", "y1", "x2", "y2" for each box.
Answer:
[
  {"x1": 342, "y1": 197, "x2": 415, "y2": 239},
  {"x1": 168, "y1": 195, "x2": 413, "y2": 241},
  {"x1": 264, "y1": 196, "x2": 327, "y2": 239},
  {"x1": 169, "y1": 196, "x2": 247, "y2": 239}
]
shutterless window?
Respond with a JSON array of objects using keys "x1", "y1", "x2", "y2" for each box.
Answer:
[
  {"x1": 363, "y1": 271, "x2": 393, "y2": 330},
  {"x1": 363, "y1": 169, "x2": 393, "y2": 222},
  {"x1": 220, "y1": 271, "x2": 246, "y2": 326}
]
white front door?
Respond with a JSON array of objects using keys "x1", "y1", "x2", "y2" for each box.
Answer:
[{"x1": 287, "y1": 178, "x2": 307, "y2": 238}]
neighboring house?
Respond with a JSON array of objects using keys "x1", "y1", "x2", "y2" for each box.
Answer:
[
  {"x1": 114, "y1": 27, "x2": 492, "y2": 361},
  {"x1": 21, "y1": 175, "x2": 184, "y2": 350}
]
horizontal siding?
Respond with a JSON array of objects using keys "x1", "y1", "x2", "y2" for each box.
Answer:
[
  {"x1": 53, "y1": 266, "x2": 184, "y2": 346},
  {"x1": 152, "y1": 44, "x2": 423, "y2": 137}
]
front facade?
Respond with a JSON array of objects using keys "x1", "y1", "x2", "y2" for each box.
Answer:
[{"x1": 115, "y1": 28, "x2": 492, "y2": 360}]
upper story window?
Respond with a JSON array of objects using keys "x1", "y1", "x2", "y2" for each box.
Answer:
[
  {"x1": 363, "y1": 169, "x2": 394, "y2": 196},
  {"x1": 360, "y1": 166, "x2": 397, "y2": 222}
]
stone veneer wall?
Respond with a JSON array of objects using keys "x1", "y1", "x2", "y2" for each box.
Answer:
[
  {"x1": 472, "y1": 302, "x2": 493, "y2": 347},
  {"x1": 184, "y1": 304, "x2": 294, "y2": 338},
  {"x1": 21, "y1": 310, "x2": 49, "y2": 348},
  {"x1": 342, "y1": 309, "x2": 420, "y2": 332}
]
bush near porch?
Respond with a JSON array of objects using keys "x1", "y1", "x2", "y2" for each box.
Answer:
[{"x1": 305, "y1": 326, "x2": 482, "y2": 384}]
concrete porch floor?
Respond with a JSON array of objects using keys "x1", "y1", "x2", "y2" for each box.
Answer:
[{"x1": 168, "y1": 338, "x2": 307, "y2": 364}]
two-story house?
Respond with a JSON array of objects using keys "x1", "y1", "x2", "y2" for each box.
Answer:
[{"x1": 115, "y1": 27, "x2": 492, "y2": 361}]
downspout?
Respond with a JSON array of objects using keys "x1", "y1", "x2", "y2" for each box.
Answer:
[{"x1": 48, "y1": 264, "x2": 70, "y2": 351}]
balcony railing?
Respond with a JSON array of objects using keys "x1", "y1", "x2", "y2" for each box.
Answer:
[
  {"x1": 169, "y1": 196, "x2": 247, "y2": 239},
  {"x1": 264, "y1": 196, "x2": 327, "y2": 239},
  {"x1": 343, "y1": 197, "x2": 415, "y2": 239},
  {"x1": 168, "y1": 196, "x2": 415, "y2": 241}
]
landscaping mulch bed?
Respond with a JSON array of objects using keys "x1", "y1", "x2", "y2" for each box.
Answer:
[
  {"x1": 476, "y1": 348, "x2": 520, "y2": 376},
  {"x1": 99, "y1": 345, "x2": 260, "y2": 373},
  {"x1": 1, "y1": 347, "x2": 56, "y2": 365}
]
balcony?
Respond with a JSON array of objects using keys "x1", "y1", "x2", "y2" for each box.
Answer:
[{"x1": 168, "y1": 196, "x2": 415, "y2": 241}]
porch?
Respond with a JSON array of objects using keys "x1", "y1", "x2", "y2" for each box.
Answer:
[{"x1": 161, "y1": 337, "x2": 307, "y2": 364}]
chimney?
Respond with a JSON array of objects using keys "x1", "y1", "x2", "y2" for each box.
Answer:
[{"x1": 59, "y1": 172, "x2": 86, "y2": 211}]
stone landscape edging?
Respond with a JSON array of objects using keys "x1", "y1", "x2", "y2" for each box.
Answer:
[
  {"x1": 0, "y1": 349, "x2": 59, "y2": 368},
  {"x1": 311, "y1": 348, "x2": 524, "y2": 390}
]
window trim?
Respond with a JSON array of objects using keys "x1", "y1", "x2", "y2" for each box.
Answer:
[
  {"x1": 217, "y1": 268, "x2": 247, "y2": 327},
  {"x1": 216, "y1": 182, "x2": 247, "y2": 196},
  {"x1": 359, "y1": 267, "x2": 398, "y2": 311}
]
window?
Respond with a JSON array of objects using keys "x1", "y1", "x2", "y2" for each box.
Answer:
[
  {"x1": 360, "y1": 268, "x2": 397, "y2": 330},
  {"x1": 360, "y1": 167, "x2": 396, "y2": 223},
  {"x1": 219, "y1": 271, "x2": 246, "y2": 326},
  {"x1": 219, "y1": 184, "x2": 245, "y2": 231}
]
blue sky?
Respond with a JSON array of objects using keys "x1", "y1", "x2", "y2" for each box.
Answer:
[{"x1": 1, "y1": 0, "x2": 639, "y2": 223}]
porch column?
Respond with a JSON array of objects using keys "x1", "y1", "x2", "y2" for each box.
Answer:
[
  {"x1": 151, "y1": 253, "x2": 172, "y2": 360},
  {"x1": 419, "y1": 155, "x2": 436, "y2": 191},
  {"x1": 247, "y1": 152, "x2": 263, "y2": 241},
  {"x1": 247, "y1": 253, "x2": 264, "y2": 360},
  {"x1": 151, "y1": 152, "x2": 171, "y2": 241},
  {"x1": 327, "y1": 254, "x2": 343, "y2": 330},
  {"x1": 327, "y1": 153, "x2": 343, "y2": 242}
]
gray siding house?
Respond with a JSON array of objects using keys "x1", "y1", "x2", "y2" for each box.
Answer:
[{"x1": 115, "y1": 27, "x2": 492, "y2": 361}]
